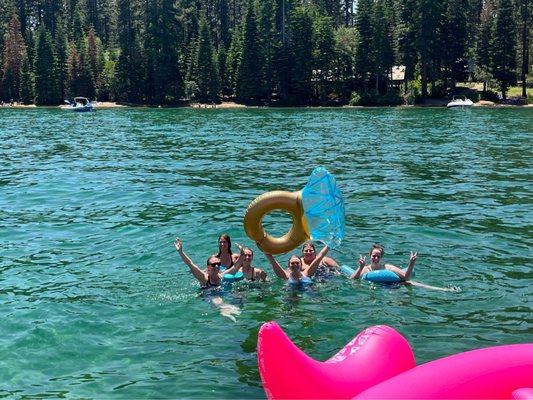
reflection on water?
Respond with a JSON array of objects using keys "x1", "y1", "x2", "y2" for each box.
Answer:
[{"x1": 0, "y1": 107, "x2": 531, "y2": 398}]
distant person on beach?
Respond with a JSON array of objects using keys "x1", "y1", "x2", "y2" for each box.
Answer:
[
  {"x1": 349, "y1": 244, "x2": 417, "y2": 281},
  {"x1": 174, "y1": 237, "x2": 241, "y2": 288},
  {"x1": 261, "y1": 245, "x2": 330, "y2": 285},
  {"x1": 300, "y1": 241, "x2": 339, "y2": 277},
  {"x1": 233, "y1": 244, "x2": 267, "y2": 282}
]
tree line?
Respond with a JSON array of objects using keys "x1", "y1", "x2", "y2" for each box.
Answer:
[{"x1": 0, "y1": 0, "x2": 530, "y2": 106}]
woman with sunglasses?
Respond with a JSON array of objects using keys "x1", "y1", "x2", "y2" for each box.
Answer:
[
  {"x1": 174, "y1": 237, "x2": 242, "y2": 289},
  {"x1": 350, "y1": 244, "x2": 417, "y2": 281},
  {"x1": 300, "y1": 241, "x2": 339, "y2": 277},
  {"x1": 262, "y1": 245, "x2": 330, "y2": 284}
]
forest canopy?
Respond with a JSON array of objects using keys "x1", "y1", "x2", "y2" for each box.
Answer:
[{"x1": 0, "y1": 0, "x2": 530, "y2": 106}]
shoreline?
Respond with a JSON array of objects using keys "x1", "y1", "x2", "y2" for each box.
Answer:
[{"x1": 1, "y1": 100, "x2": 531, "y2": 109}]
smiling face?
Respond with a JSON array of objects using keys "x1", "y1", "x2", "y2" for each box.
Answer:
[
  {"x1": 218, "y1": 235, "x2": 230, "y2": 252},
  {"x1": 206, "y1": 256, "x2": 221, "y2": 277},
  {"x1": 301, "y1": 243, "x2": 316, "y2": 262},
  {"x1": 243, "y1": 248, "x2": 253, "y2": 265},
  {"x1": 370, "y1": 248, "x2": 383, "y2": 265},
  {"x1": 288, "y1": 256, "x2": 302, "y2": 272}
]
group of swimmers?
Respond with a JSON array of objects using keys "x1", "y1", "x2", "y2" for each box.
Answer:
[{"x1": 174, "y1": 234, "x2": 418, "y2": 289}]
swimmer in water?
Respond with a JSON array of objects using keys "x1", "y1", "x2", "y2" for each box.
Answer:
[
  {"x1": 233, "y1": 243, "x2": 267, "y2": 282},
  {"x1": 262, "y1": 245, "x2": 330, "y2": 284},
  {"x1": 300, "y1": 241, "x2": 339, "y2": 277},
  {"x1": 350, "y1": 244, "x2": 416, "y2": 281}
]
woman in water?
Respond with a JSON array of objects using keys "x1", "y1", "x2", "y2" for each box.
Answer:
[
  {"x1": 350, "y1": 244, "x2": 417, "y2": 281},
  {"x1": 300, "y1": 241, "x2": 339, "y2": 277},
  {"x1": 174, "y1": 237, "x2": 241, "y2": 288},
  {"x1": 233, "y1": 244, "x2": 267, "y2": 282},
  {"x1": 262, "y1": 245, "x2": 330, "y2": 284},
  {"x1": 216, "y1": 234, "x2": 240, "y2": 271}
]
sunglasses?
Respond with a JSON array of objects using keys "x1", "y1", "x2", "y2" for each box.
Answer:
[
  {"x1": 208, "y1": 262, "x2": 221, "y2": 268},
  {"x1": 290, "y1": 261, "x2": 301, "y2": 266}
]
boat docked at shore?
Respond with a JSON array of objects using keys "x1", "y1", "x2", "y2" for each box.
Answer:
[
  {"x1": 447, "y1": 95, "x2": 473, "y2": 108},
  {"x1": 62, "y1": 97, "x2": 96, "y2": 112}
]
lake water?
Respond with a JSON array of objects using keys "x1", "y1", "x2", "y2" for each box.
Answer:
[{"x1": 1, "y1": 107, "x2": 532, "y2": 398}]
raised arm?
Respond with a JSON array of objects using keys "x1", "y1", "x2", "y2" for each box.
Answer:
[
  {"x1": 304, "y1": 245, "x2": 329, "y2": 278},
  {"x1": 264, "y1": 253, "x2": 288, "y2": 280},
  {"x1": 174, "y1": 238, "x2": 207, "y2": 285},
  {"x1": 385, "y1": 252, "x2": 417, "y2": 281},
  {"x1": 402, "y1": 252, "x2": 417, "y2": 280},
  {"x1": 350, "y1": 255, "x2": 367, "y2": 279},
  {"x1": 224, "y1": 243, "x2": 244, "y2": 275}
]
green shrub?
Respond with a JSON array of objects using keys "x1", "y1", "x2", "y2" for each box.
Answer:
[
  {"x1": 349, "y1": 91, "x2": 361, "y2": 106},
  {"x1": 481, "y1": 90, "x2": 499, "y2": 102},
  {"x1": 404, "y1": 79, "x2": 422, "y2": 104}
]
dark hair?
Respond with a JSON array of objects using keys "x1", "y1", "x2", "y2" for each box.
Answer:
[
  {"x1": 206, "y1": 255, "x2": 220, "y2": 266},
  {"x1": 301, "y1": 241, "x2": 316, "y2": 253},
  {"x1": 369, "y1": 244, "x2": 384, "y2": 257},
  {"x1": 217, "y1": 234, "x2": 233, "y2": 257}
]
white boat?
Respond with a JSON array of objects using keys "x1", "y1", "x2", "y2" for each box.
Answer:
[
  {"x1": 447, "y1": 95, "x2": 473, "y2": 108},
  {"x1": 62, "y1": 97, "x2": 96, "y2": 112}
]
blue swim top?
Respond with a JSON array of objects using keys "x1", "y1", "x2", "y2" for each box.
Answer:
[
  {"x1": 287, "y1": 276, "x2": 313, "y2": 285},
  {"x1": 301, "y1": 167, "x2": 345, "y2": 249}
]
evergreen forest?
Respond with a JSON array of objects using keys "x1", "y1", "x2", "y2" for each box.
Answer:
[{"x1": 0, "y1": 0, "x2": 530, "y2": 106}]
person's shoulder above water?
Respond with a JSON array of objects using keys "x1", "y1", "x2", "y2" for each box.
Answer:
[{"x1": 349, "y1": 244, "x2": 417, "y2": 281}]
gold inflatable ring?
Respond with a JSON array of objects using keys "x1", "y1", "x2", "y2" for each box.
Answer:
[{"x1": 243, "y1": 190, "x2": 310, "y2": 255}]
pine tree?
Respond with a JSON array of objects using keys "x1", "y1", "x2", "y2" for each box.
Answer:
[
  {"x1": 2, "y1": 12, "x2": 26, "y2": 101},
  {"x1": 373, "y1": 0, "x2": 395, "y2": 93},
  {"x1": 288, "y1": 7, "x2": 313, "y2": 104},
  {"x1": 475, "y1": 0, "x2": 493, "y2": 93},
  {"x1": 490, "y1": 0, "x2": 517, "y2": 99},
  {"x1": 333, "y1": 26, "x2": 358, "y2": 100},
  {"x1": 195, "y1": 19, "x2": 219, "y2": 103},
  {"x1": 398, "y1": 0, "x2": 418, "y2": 85},
  {"x1": 236, "y1": 0, "x2": 261, "y2": 103},
  {"x1": 312, "y1": 13, "x2": 335, "y2": 102},
  {"x1": 115, "y1": 0, "x2": 143, "y2": 102},
  {"x1": 34, "y1": 27, "x2": 61, "y2": 105},
  {"x1": 225, "y1": 24, "x2": 243, "y2": 95},
  {"x1": 219, "y1": 0, "x2": 231, "y2": 49},
  {"x1": 257, "y1": 0, "x2": 276, "y2": 102},
  {"x1": 19, "y1": 52, "x2": 33, "y2": 103},
  {"x1": 354, "y1": 0, "x2": 374, "y2": 89}
]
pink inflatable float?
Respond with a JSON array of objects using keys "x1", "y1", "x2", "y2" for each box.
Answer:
[
  {"x1": 513, "y1": 388, "x2": 533, "y2": 400},
  {"x1": 354, "y1": 343, "x2": 533, "y2": 399},
  {"x1": 257, "y1": 322, "x2": 533, "y2": 400},
  {"x1": 257, "y1": 321, "x2": 415, "y2": 399}
]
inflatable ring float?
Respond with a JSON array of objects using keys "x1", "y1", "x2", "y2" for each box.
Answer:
[{"x1": 243, "y1": 167, "x2": 345, "y2": 255}]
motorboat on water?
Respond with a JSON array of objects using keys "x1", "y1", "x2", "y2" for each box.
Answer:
[
  {"x1": 62, "y1": 97, "x2": 96, "y2": 112},
  {"x1": 446, "y1": 95, "x2": 473, "y2": 108}
]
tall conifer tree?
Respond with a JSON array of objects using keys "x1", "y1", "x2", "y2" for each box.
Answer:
[
  {"x1": 34, "y1": 27, "x2": 61, "y2": 104},
  {"x1": 196, "y1": 19, "x2": 219, "y2": 102},
  {"x1": 2, "y1": 12, "x2": 26, "y2": 101},
  {"x1": 236, "y1": 0, "x2": 261, "y2": 103},
  {"x1": 491, "y1": 0, "x2": 516, "y2": 99}
]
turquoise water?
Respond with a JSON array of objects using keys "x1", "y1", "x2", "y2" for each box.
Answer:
[{"x1": 1, "y1": 107, "x2": 532, "y2": 398}]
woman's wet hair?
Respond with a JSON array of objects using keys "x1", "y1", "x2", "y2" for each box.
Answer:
[
  {"x1": 217, "y1": 234, "x2": 233, "y2": 257},
  {"x1": 243, "y1": 247, "x2": 254, "y2": 257},
  {"x1": 370, "y1": 244, "x2": 384, "y2": 257}
]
